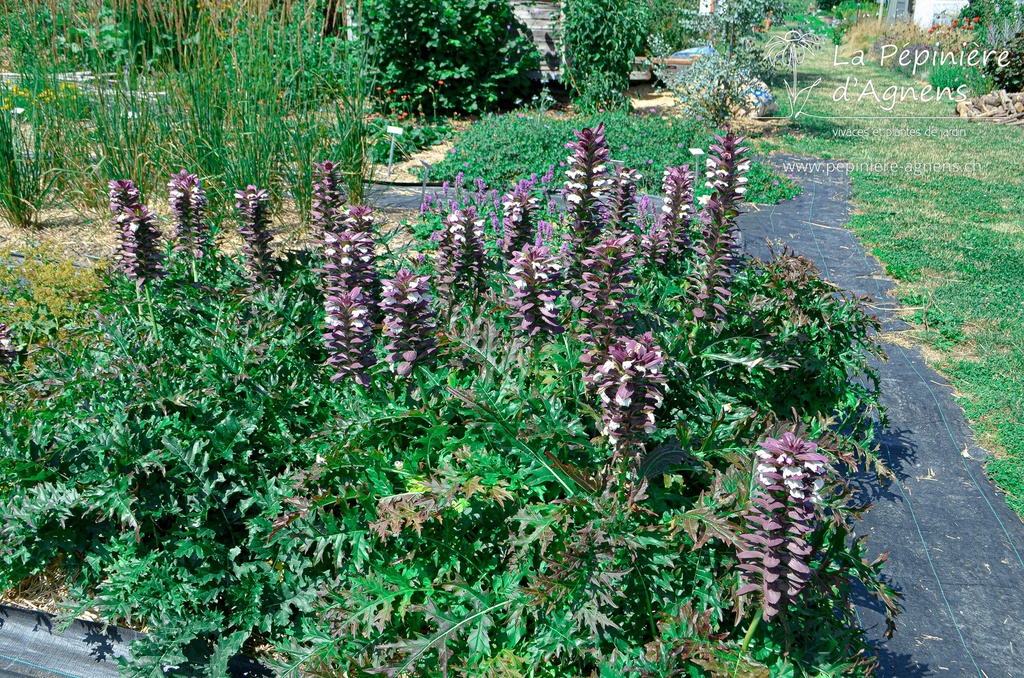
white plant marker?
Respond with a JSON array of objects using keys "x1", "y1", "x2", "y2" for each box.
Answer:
[{"x1": 386, "y1": 125, "x2": 404, "y2": 180}]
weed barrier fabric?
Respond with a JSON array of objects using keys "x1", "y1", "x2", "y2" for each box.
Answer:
[
  {"x1": 739, "y1": 155, "x2": 1024, "y2": 678},
  {"x1": 0, "y1": 606, "x2": 274, "y2": 676}
]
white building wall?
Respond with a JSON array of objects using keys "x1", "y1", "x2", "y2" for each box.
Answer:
[{"x1": 912, "y1": 0, "x2": 970, "y2": 29}]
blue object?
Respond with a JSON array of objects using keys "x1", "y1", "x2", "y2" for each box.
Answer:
[{"x1": 669, "y1": 46, "x2": 716, "y2": 59}]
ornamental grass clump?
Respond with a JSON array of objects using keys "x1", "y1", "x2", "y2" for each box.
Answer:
[
  {"x1": 109, "y1": 179, "x2": 164, "y2": 288},
  {"x1": 323, "y1": 287, "x2": 376, "y2": 386},
  {"x1": 380, "y1": 269, "x2": 437, "y2": 377},
  {"x1": 507, "y1": 241, "x2": 565, "y2": 338},
  {"x1": 692, "y1": 132, "x2": 750, "y2": 321},
  {"x1": 584, "y1": 332, "x2": 666, "y2": 459},
  {"x1": 579, "y1": 234, "x2": 636, "y2": 351},
  {"x1": 737, "y1": 432, "x2": 830, "y2": 620},
  {"x1": 311, "y1": 161, "x2": 346, "y2": 243},
  {"x1": 563, "y1": 123, "x2": 612, "y2": 262},
  {"x1": 167, "y1": 171, "x2": 211, "y2": 259},
  {"x1": 500, "y1": 179, "x2": 539, "y2": 258},
  {"x1": 234, "y1": 185, "x2": 274, "y2": 284}
]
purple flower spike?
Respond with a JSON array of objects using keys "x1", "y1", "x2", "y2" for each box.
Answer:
[
  {"x1": 0, "y1": 323, "x2": 16, "y2": 367},
  {"x1": 658, "y1": 165, "x2": 695, "y2": 258},
  {"x1": 323, "y1": 286, "x2": 376, "y2": 386},
  {"x1": 605, "y1": 167, "x2": 642, "y2": 236},
  {"x1": 584, "y1": 332, "x2": 666, "y2": 456},
  {"x1": 563, "y1": 124, "x2": 612, "y2": 262},
  {"x1": 234, "y1": 185, "x2": 274, "y2": 284},
  {"x1": 737, "y1": 432, "x2": 830, "y2": 621},
  {"x1": 109, "y1": 179, "x2": 164, "y2": 288},
  {"x1": 579, "y1": 234, "x2": 636, "y2": 351},
  {"x1": 168, "y1": 171, "x2": 211, "y2": 259},
  {"x1": 691, "y1": 133, "x2": 750, "y2": 322},
  {"x1": 639, "y1": 221, "x2": 671, "y2": 269},
  {"x1": 434, "y1": 207, "x2": 486, "y2": 299},
  {"x1": 380, "y1": 269, "x2": 437, "y2": 377},
  {"x1": 501, "y1": 179, "x2": 539, "y2": 258},
  {"x1": 508, "y1": 242, "x2": 564, "y2": 338},
  {"x1": 312, "y1": 161, "x2": 345, "y2": 243}
]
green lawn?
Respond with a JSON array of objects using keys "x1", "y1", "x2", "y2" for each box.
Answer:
[{"x1": 755, "y1": 44, "x2": 1024, "y2": 516}]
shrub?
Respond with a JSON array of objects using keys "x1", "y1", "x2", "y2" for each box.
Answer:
[
  {"x1": 986, "y1": 33, "x2": 1024, "y2": 93},
  {"x1": 1, "y1": 131, "x2": 894, "y2": 676},
  {"x1": 365, "y1": 0, "x2": 539, "y2": 115},
  {"x1": 562, "y1": 0, "x2": 649, "y2": 110}
]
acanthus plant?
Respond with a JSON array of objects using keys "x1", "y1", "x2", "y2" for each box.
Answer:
[
  {"x1": 433, "y1": 207, "x2": 487, "y2": 300},
  {"x1": 584, "y1": 332, "x2": 667, "y2": 464},
  {"x1": 322, "y1": 205, "x2": 381, "y2": 317},
  {"x1": 507, "y1": 239, "x2": 565, "y2": 339},
  {"x1": 167, "y1": 171, "x2": 211, "y2": 260},
  {"x1": 563, "y1": 123, "x2": 612, "y2": 264},
  {"x1": 109, "y1": 179, "x2": 164, "y2": 288},
  {"x1": 658, "y1": 165, "x2": 695, "y2": 260},
  {"x1": 311, "y1": 161, "x2": 346, "y2": 244},
  {"x1": 500, "y1": 179, "x2": 539, "y2": 258},
  {"x1": 0, "y1": 323, "x2": 16, "y2": 367},
  {"x1": 323, "y1": 286, "x2": 376, "y2": 386},
  {"x1": 691, "y1": 132, "x2": 750, "y2": 322},
  {"x1": 578, "y1": 234, "x2": 636, "y2": 353},
  {"x1": 234, "y1": 185, "x2": 275, "y2": 284},
  {"x1": 604, "y1": 166, "x2": 641, "y2": 236},
  {"x1": 380, "y1": 269, "x2": 438, "y2": 377},
  {"x1": 737, "y1": 432, "x2": 830, "y2": 621}
]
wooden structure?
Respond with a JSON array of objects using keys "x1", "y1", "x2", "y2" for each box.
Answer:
[{"x1": 511, "y1": 0, "x2": 563, "y2": 81}]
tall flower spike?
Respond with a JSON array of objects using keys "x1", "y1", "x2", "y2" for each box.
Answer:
[
  {"x1": 579, "y1": 234, "x2": 636, "y2": 352},
  {"x1": 500, "y1": 179, "x2": 539, "y2": 258},
  {"x1": 434, "y1": 207, "x2": 486, "y2": 300},
  {"x1": 168, "y1": 171, "x2": 211, "y2": 259},
  {"x1": 109, "y1": 179, "x2": 164, "y2": 288},
  {"x1": 691, "y1": 132, "x2": 750, "y2": 322},
  {"x1": 322, "y1": 226, "x2": 380, "y2": 314},
  {"x1": 563, "y1": 124, "x2": 612, "y2": 263},
  {"x1": 234, "y1": 185, "x2": 274, "y2": 284},
  {"x1": 639, "y1": 220, "x2": 671, "y2": 269},
  {"x1": 311, "y1": 161, "x2": 345, "y2": 244},
  {"x1": 605, "y1": 167, "x2": 641, "y2": 236},
  {"x1": 507, "y1": 241, "x2": 565, "y2": 338},
  {"x1": 0, "y1": 323, "x2": 16, "y2": 367},
  {"x1": 323, "y1": 286, "x2": 376, "y2": 386},
  {"x1": 380, "y1": 269, "x2": 437, "y2": 377},
  {"x1": 658, "y1": 165, "x2": 695, "y2": 258},
  {"x1": 737, "y1": 432, "x2": 829, "y2": 621},
  {"x1": 584, "y1": 332, "x2": 666, "y2": 457}
]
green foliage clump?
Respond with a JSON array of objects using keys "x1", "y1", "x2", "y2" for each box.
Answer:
[
  {"x1": 2, "y1": 135, "x2": 888, "y2": 675},
  {"x1": 365, "y1": 0, "x2": 539, "y2": 115},
  {"x1": 929, "y1": 62, "x2": 991, "y2": 96},
  {"x1": 431, "y1": 112, "x2": 799, "y2": 201},
  {"x1": 562, "y1": 0, "x2": 649, "y2": 110}
]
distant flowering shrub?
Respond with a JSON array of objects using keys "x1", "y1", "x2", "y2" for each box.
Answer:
[
  {"x1": 738, "y1": 432, "x2": 830, "y2": 620},
  {"x1": 167, "y1": 171, "x2": 211, "y2": 259},
  {"x1": 109, "y1": 179, "x2": 164, "y2": 288},
  {"x1": 234, "y1": 185, "x2": 274, "y2": 284}
]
